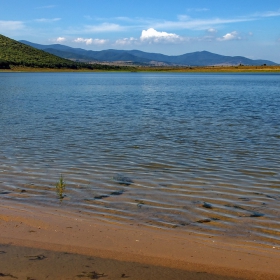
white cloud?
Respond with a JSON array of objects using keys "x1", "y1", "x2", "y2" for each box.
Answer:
[
  {"x1": 113, "y1": 28, "x2": 189, "y2": 46},
  {"x1": 0, "y1": 20, "x2": 25, "y2": 31},
  {"x1": 140, "y1": 28, "x2": 183, "y2": 43},
  {"x1": 74, "y1": 37, "x2": 107, "y2": 45},
  {"x1": 115, "y1": 37, "x2": 138, "y2": 45},
  {"x1": 217, "y1": 31, "x2": 241, "y2": 41},
  {"x1": 255, "y1": 10, "x2": 280, "y2": 18},
  {"x1": 157, "y1": 9, "x2": 280, "y2": 31},
  {"x1": 63, "y1": 8, "x2": 280, "y2": 40},
  {"x1": 177, "y1": 15, "x2": 191, "y2": 21},
  {"x1": 63, "y1": 23, "x2": 125, "y2": 35},
  {"x1": 49, "y1": 37, "x2": 67, "y2": 43},
  {"x1": 35, "y1": 18, "x2": 61, "y2": 23},
  {"x1": 154, "y1": 17, "x2": 254, "y2": 31},
  {"x1": 200, "y1": 28, "x2": 218, "y2": 42},
  {"x1": 207, "y1": 28, "x2": 217, "y2": 34},
  {"x1": 62, "y1": 8, "x2": 280, "y2": 41},
  {"x1": 92, "y1": 39, "x2": 108, "y2": 45},
  {"x1": 56, "y1": 37, "x2": 66, "y2": 43},
  {"x1": 115, "y1": 16, "x2": 133, "y2": 21},
  {"x1": 154, "y1": 9, "x2": 279, "y2": 31},
  {"x1": 84, "y1": 23, "x2": 124, "y2": 33}
]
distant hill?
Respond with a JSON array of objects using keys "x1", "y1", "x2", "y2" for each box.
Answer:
[
  {"x1": 20, "y1": 40, "x2": 277, "y2": 66},
  {"x1": 19, "y1": 40, "x2": 152, "y2": 64}
]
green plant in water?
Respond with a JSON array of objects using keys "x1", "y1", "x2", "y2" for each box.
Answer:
[{"x1": 56, "y1": 174, "x2": 66, "y2": 200}]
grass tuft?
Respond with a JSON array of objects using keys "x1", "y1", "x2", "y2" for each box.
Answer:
[{"x1": 56, "y1": 174, "x2": 66, "y2": 200}]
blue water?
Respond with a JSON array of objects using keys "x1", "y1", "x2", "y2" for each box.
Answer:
[{"x1": 1, "y1": 72, "x2": 280, "y2": 245}]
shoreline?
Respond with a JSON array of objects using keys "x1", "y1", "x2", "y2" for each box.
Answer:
[
  {"x1": 1, "y1": 201, "x2": 280, "y2": 279},
  {"x1": 1, "y1": 65, "x2": 280, "y2": 73}
]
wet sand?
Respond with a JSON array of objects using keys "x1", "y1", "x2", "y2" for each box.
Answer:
[
  {"x1": 1, "y1": 201, "x2": 280, "y2": 280},
  {"x1": 0, "y1": 245, "x2": 243, "y2": 280}
]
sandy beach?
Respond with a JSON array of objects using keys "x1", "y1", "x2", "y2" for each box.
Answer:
[{"x1": 0, "y1": 200, "x2": 279, "y2": 280}]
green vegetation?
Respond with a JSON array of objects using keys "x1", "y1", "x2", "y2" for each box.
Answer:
[
  {"x1": 0, "y1": 34, "x2": 81, "y2": 69},
  {"x1": 0, "y1": 34, "x2": 134, "y2": 71},
  {"x1": 0, "y1": 59, "x2": 10, "y2": 69},
  {"x1": 56, "y1": 175, "x2": 66, "y2": 200}
]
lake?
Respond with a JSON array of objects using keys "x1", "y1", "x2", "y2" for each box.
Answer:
[{"x1": 1, "y1": 72, "x2": 280, "y2": 246}]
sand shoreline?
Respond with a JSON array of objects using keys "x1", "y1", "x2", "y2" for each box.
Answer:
[
  {"x1": 1, "y1": 201, "x2": 280, "y2": 279},
  {"x1": 0, "y1": 244, "x2": 242, "y2": 280}
]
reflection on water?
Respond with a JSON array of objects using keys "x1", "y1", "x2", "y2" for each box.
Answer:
[{"x1": 1, "y1": 72, "x2": 280, "y2": 246}]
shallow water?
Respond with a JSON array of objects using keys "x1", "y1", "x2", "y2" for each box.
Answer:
[{"x1": 1, "y1": 72, "x2": 280, "y2": 246}]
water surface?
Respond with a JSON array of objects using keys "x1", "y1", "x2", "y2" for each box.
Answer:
[{"x1": 1, "y1": 72, "x2": 280, "y2": 246}]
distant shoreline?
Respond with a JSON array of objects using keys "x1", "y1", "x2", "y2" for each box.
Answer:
[{"x1": 1, "y1": 65, "x2": 280, "y2": 73}]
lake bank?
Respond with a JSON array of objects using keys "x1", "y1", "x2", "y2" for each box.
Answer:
[
  {"x1": 1, "y1": 65, "x2": 280, "y2": 73},
  {"x1": 1, "y1": 201, "x2": 280, "y2": 280}
]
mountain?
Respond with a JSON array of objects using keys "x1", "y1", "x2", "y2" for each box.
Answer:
[
  {"x1": 20, "y1": 40, "x2": 277, "y2": 66},
  {"x1": 0, "y1": 34, "x2": 84, "y2": 69},
  {"x1": 0, "y1": 34, "x2": 129, "y2": 70},
  {"x1": 19, "y1": 41, "x2": 152, "y2": 64}
]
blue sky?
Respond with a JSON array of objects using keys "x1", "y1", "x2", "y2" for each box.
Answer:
[{"x1": 1, "y1": 0, "x2": 280, "y2": 62}]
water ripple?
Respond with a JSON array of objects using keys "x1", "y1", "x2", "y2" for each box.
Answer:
[{"x1": 1, "y1": 72, "x2": 280, "y2": 246}]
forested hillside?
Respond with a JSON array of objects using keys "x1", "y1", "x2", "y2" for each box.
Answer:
[
  {"x1": 0, "y1": 34, "x2": 130, "y2": 70},
  {"x1": 0, "y1": 34, "x2": 83, "y2": 69}
]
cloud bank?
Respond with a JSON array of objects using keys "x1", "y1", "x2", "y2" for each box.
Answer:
[
  {"x1": 217, "y1": 31, "x2": 241, "y2": 41},
  {"x1": 0, "y1": 20, "x2": 25, "y2": 31},
  {"x1": 84, "y1": 23, "x2": 124, "y2": 33},
  {"x1": 56, "y1": 37, "x2": 66, "y2": 43},
  {"x1": 74, "y1": 37, "x2": 108, "y2": 45},
  {"x1": 115, "y1": 37, "x2": 138, "y2": 45},
  {"x1": 51, "y1": 27, "x2": 252, "y2": 48}
]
